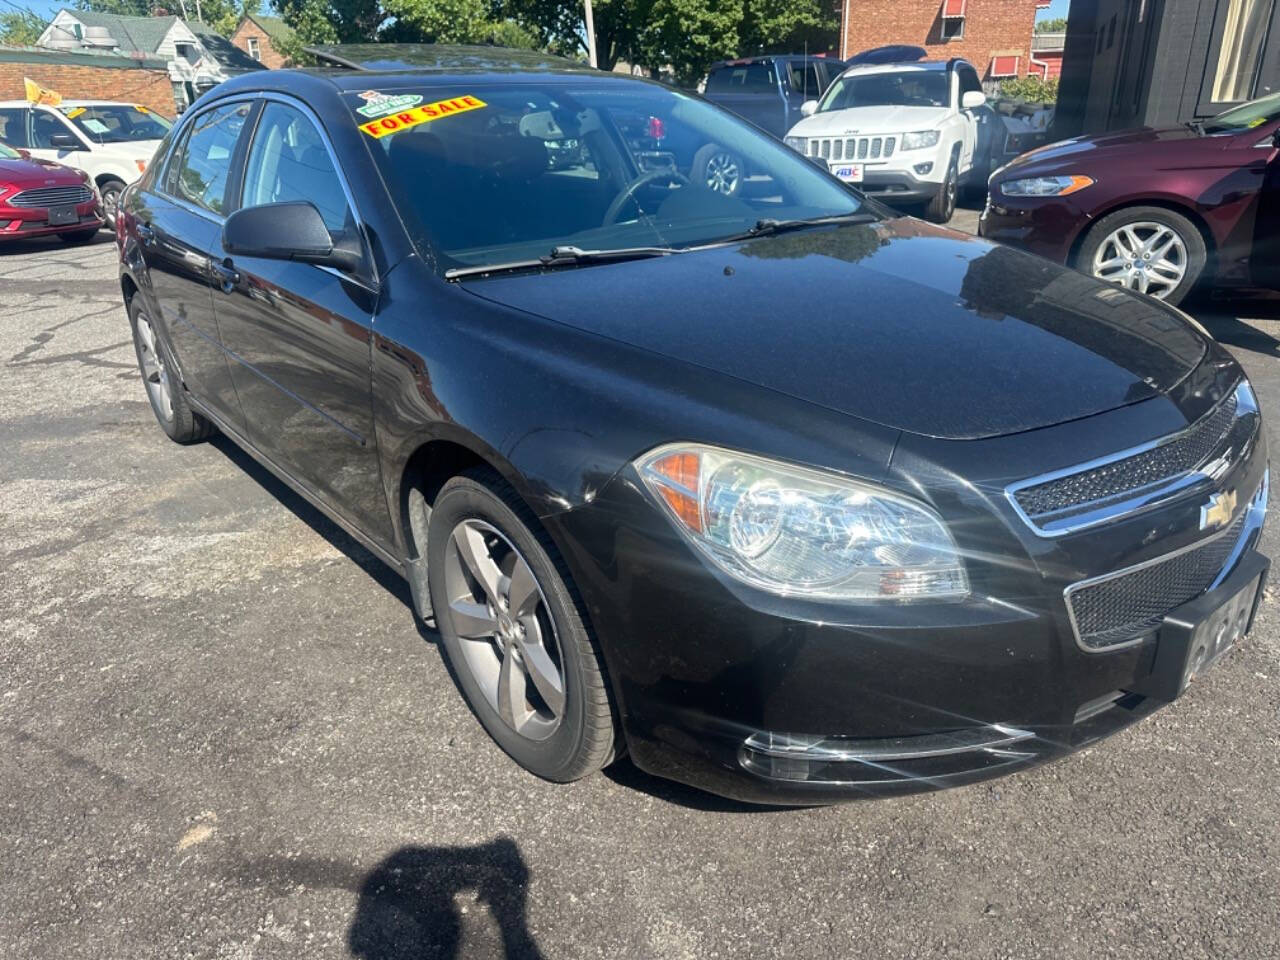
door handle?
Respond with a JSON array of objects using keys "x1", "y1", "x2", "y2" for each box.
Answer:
[
  {"x1": 212, "y1": 260, "x2": 240, "y2": 293},
  {"x1": 136, "y1": 222, "x2": 156, "y2": 246}
]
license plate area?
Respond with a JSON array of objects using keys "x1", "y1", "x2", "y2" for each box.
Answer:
[
  {"x1": 1133, "y1": 553, "x2": 1268, "y2": 702},
  {"x1": 833, "y1": 163, "x2": 863, "y2": 183},
  {"x1": 47, "y1": 205, "x2": 77, "y2": 226}
]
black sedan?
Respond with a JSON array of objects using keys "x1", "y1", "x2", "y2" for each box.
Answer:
[{"x1": 116, "y1": 47, "x2": 1270, "y2": 804}]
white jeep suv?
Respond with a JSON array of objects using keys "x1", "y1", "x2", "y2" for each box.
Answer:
[
  {"x1": 783, "y1": 58, "x2": 995, "y2": 223},
  {"x1": 0, "y1": 100, "x2": 171, "y2": 229}
]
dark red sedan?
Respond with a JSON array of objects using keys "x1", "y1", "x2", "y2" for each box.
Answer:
[
  {"x1": 0, "y1": 142, "x2": 103, "y2": 244},
  {"x1": 981, "y1": 92, "x2": 1280, "y2": 305}
]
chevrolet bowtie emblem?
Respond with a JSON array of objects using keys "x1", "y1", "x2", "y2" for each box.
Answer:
[{"x1": 1200, "y1": 489, "x2": 1237, "y2": 530}]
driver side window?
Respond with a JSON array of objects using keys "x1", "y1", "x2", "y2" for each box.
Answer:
[
  {"x1": 30, "y1": 110, "x2": 72, "y2": 149},
  {"x1": 240, "y1": 102, "x2": 352, "y2": 233},
  {"x1": 957, "y1": 66, "x2": 983, "y2": 102}
]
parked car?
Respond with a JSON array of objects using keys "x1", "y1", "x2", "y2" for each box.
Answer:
[
  {"x1": 981, "y1": 90, "x2": 1280, "y2": 304},
  {"x1": 117, "y1": 51, "x2": 1268, "y2": 804},
  {"x1": 0, "y1": 141, "x2": 103, "y2": 243},
  {"x1": 703, "y1": 55, "x2": 844, "y2": 140},
  {"x1": 0, "y1": 100, "x2": 171, "y2": 229},
  {"x1": 782, "y1": 56, "x2": 1002, "y2": 222}
]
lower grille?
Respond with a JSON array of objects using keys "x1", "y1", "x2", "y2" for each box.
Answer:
[
  {"x1": 807, "y1": 135, "x2": 897, "y2": 162},
  {"x1": 1067, "y1": 506, "x2": 1250, "y2": 650},
  {"x1": 8, "y1": 185, "x2": 92, "y2": 208}
]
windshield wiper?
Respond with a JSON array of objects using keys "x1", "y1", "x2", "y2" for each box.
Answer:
[
  {"x1": 445, "y1": 244, "x2": 682, "y2": 280},
  {"x1": 714, "y1": 212, "x2": 880, "y2": 245},
  {"x1": 1184, "y1": 119, "x2": 1205, "y2": 135}
]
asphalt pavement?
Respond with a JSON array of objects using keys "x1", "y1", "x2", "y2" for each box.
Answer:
[{"x1": 2, "y1": 227, "x2": 1279, "y2": 960}]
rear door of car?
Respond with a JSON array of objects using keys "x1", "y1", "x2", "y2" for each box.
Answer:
[
  {"x1": 207, "y1": 94, "x2": 392, "y2": 543},
  {"x1": 133, "y1": 98, "x2": 255, "y2": 429}
]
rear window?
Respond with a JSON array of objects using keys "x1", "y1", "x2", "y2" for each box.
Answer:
[{"x1": 705, "y1": 63, "x2": 777, "y2": 93}]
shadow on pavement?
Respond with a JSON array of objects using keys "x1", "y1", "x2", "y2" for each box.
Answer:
[
  {"x1": 602, "y1": 757, "x2": 801, "y2": 813},
  {"x1": 236, "y1": 838, "x2": 546, "y2": 960},
  {"x1": 1187, "y1": 291, "x2": 1280, "y2": 358},
  {"x1": 0, "y1": 232, "x2": 115, "y2": 255},
  {"x1": 207, "y1": 433, "x2": 417, "y2": 616}
]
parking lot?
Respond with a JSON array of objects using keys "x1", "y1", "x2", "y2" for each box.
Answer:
[{"x1": 2, "y1": 228, "x2": 1279, "y2": 960}]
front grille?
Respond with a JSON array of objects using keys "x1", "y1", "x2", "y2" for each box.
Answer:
[
  {"x1": 1011, "y1": 384, "x2": 1249, "y2": 531},
  {"x1": 8, "y1": 185, "x2": 92, "y2": 208},
  {"x1": 1067, "y1": 507, "x2": 1250, "y2": 650},
  {"x1": 807, "y1": 136, "x2": 896, "y2": 162}
]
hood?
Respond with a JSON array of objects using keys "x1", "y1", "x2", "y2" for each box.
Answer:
[
  {"x1": 1004, "y1": 125, "x2": 1212, "y2": 171},
  {"x1": 788, "y1": 105, "x2": 950, "y2": 138},
  {"x1": 461, "y1": 221, "x2": 1208, "y2": 441},
  {"x1": 0, "y1": 155, "x2": 84, "y2": 189}
]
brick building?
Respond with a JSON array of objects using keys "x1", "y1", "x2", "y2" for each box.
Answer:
[
  {"x1": 0, "y1": 45, "x2": 175, "y2": 116},
  {"x1": 838, "y1": 0, "x2": 1047, "y2": 80},
  {"x1": 230, "y1": 15, "x2": 295, "y2": 70}
]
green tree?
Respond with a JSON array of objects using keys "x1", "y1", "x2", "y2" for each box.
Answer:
[
  {"x1": 1034, "y1": 16, "x2": 1067, "y2": 32},
  {"x1": 381, "y1": 0, "x2": 496, "y2": 43},
  {"x1": 636, "y1": 0, "x2": 740, "y2": 86},
  {"x1": 0, "y1": 10, "x2": 47, "y2": 45},
  {"x1": 739, "y1": 0, "x2": 838, "y2": 57}
]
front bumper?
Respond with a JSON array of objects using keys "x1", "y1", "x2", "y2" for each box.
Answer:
[
  {"x1": 0, "y1": 199, "x2": 103, "y2": 239},
  {"x1": 845, "y1": 166, "x2": 943, "y2": 205},
  {"x1": 978, "y1": 189, "x2": 1089, "y2": 263},
  {"x1": 546, "y1": 369, "x2": 1268, "y2": 804}
]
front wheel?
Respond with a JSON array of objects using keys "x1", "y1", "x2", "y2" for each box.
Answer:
[
  {"x1": 98, "y1": 178, "x2": 125, "y2": 230},
  {"x1": 692, "y1": 143, "x2": 744, "y2": 197},
  {"x1": 427, "y1": 468, "x2": 618, "y2": 782},
  {"x1": 1076, "y1": 206, "x2": 1206, "y2": 304},
  {"x1": 923, "y1": 158, "x2": 957, "y2": 223}
]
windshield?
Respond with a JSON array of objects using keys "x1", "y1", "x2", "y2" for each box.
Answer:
[
  {"x1": 819, "y1": 71, "x2": 949, "y2": 111},
  {"x1": 59, "y1": 104, "x2": 171, "y2": 144},
  {"x1": 360, "y1": 80, "x2": 866, "y2": 272},
  {"x1": 1202, "y1": 91, "x2": 1280, "y2": 135}
]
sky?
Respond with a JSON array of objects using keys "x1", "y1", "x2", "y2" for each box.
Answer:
[{"x1": 1037, "y1": 0, "x2": 1071, "y2": 23}]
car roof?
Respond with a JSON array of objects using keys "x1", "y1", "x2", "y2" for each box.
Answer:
[
  {"x1": 0, "y1": 99, "x2": 148, "y2": 108},
  {"x1": 709, "y1": 54, "x2": 842, "y2": 69},
  {"x1": 838, "y1": 59, "x2": 963, "y2": 77},
  {"x1": 304, "y1": 43, "x2": 593, "y2": 74}
]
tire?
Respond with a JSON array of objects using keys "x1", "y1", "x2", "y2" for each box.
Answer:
[
  {"x1": 58, "y1": 228, "x2": 99, "y2": 244},
  {"x1": 427, "y1": 468, "x2": 618, "y2": 782},
  {"x1": 692, "y1": 143, "x2": 744, "y2": 197},
  {"x1": 923, "y1": 156, "x2": 958, "y2": 223},
  {"x1": 127, "y1": 295, "x2": 213, "y2": 443},
  {"x1": 1076, "y1": 206, "x2": 1206, "y2": 305},
  {"x1": 98, "y1": 178, "x2": 125, "y2": 230}
]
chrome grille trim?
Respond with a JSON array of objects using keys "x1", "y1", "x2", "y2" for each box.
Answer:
[
  {"x1": 806, "y1": 136, "x2": 896, "y2": 162},
  {"x1": 1064, "y1": 470, "x2": 1267, "y2": 652},
  {"x1": 8, "y1": 185, "x2": 93, "y2": 208},
  {"x1": 1006, "y1": 380, "x2": 1258, "y2": 537}
]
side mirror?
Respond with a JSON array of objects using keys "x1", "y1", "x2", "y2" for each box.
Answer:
[
  {"x1": 49, "y1": 132, "x2": 83, "y2": 150},
  {"x1": 223, "y1": 201, "x2": 363, "y2": 273},
  {"x1": 800, "y1": 99, "x2": 818, "y2": 118},
  {"x1": 961, "y1": 91, "x2": 986, "y2": 110}
]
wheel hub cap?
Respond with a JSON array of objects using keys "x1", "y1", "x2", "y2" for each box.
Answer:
[{"x1": 1091, "y1": 221, "x2": 1188, "y2": 300}]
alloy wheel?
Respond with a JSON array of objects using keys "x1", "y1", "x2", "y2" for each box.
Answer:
[
  {"x1": 704, "y1": 152, "x2": 740, "y2": 195},
  {"x1": 101, "y1": 184, "x2": 122, "y2": 228},
  {"x1": 442, "y1": 519, "x2": 566, "y2": 741},
  {"x1": 1091, "y1": 221, "x2": 1188, "y2": 299},
  {"x1": 135, "y1": 311, "x2": 173, "y2": 421}
]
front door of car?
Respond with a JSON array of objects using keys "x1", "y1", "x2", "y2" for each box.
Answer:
[
  {"x1": 26, "y1": 107, "x2": 88, "y2": 170},
  {"x1": 1209, "y1": 122, "x2": 1280, "y2": 290},
  {"x1": 133, "y1": 99, "x2": 254, "y2": 429},
  {"x1": 955, "y1": 66, "x2": 984, "y2": 175},
  {"x1": 209, "y1": 98, "x2": 392, "y2": 544}
]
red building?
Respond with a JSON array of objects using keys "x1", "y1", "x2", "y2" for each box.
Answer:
[
  {"x1": 1030, "y1": 31, "x2": 1065, "y2": 78},
  {"x1": 839, "y1": 0, "x2": 1049, "y2": 80}
]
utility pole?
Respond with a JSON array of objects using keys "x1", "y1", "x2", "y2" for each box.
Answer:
[{"x1": 584, "y1": 0, "x2": 598, "y2": 68}]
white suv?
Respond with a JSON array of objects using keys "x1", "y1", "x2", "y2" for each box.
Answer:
[
  {"x1": 0, "y1": 100, "x2": 172, "y2": 228},
  {"x1": 783, "y1": 59, "x2": 995, "y2": 223}
]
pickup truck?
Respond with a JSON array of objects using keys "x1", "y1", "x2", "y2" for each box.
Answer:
[{"x1": 703, "y1": 56, "x2": 845, "y2": 141}]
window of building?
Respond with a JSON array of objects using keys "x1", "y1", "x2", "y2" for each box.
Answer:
[
  {"x1": 1211, "y1": 0, "x2": 1276, "y2": 102},
  {"x1": 247, "y1": 36, "x2": 261, "y2": 60},
  {"x1": 174, "y1": 41, "x2": 199, "y2": 63},
  {"x1": 941, "y1": 0, "x2": 966, "y2": 39}
]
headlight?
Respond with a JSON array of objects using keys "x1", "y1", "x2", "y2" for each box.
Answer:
[
  {"x1": 784, "y1": 136, "x2": 807, "y2": 153},
  {"x1": 999, "y1": 175, "x2": 1093, "y2": 197},
  {"x1": 636, "y1": 444, "x2": 969, "y2": 601},
  {"x1": 900, "y1": 130, "x2": 940, "y2": 150}
]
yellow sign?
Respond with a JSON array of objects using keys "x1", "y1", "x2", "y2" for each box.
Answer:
[
  {"x1": 24, "y1": 77, "x2": 62, "y2": 107},
  {"x1": 135, "y1": 104, "x2": 150, "y2": 114},
  {"x1": 65, "y1": 107, "x2": 86, "y2": 119},
  {"x1": 359, "y1": 95, "x2": 486, "y2": 139}
]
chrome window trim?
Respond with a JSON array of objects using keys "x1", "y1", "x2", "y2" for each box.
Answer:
[
  {"x1": 1005, "y1": 379, "x2": 1255, "y2": 538},
  {"x1": 1063, "y1": 469, "x2": 1268, "y2": 654}
]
